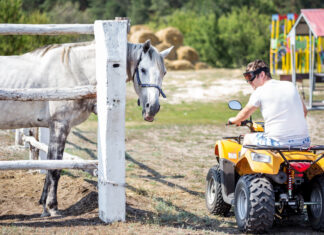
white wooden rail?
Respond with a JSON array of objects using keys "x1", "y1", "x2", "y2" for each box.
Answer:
[
  {"x1": 22, "y1": 135, "x2": 98, "y2": 176},
  {"x1": 0, "y1": 160, "x2": 98, "y2": 170},
  {"x1": 0, "y1": 24, "x2": 94, "y2": 35},
  {"x1": 0, "y1": 20, "x2": 127, "y2": 223},
  {"x1": 0, "y1": 85, "x2": 96, "y2": 101}
]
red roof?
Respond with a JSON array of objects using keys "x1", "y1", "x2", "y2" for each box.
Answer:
[{"x1": 301, "y1": 9, "x2": 324, "y2": 37}]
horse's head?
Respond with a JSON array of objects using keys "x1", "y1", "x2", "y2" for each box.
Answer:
[{"x1": 132, "y1": 40, "x2": 173, "y2": 122}]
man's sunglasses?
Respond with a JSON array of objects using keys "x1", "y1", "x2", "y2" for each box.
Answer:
[{"x1": 243, "y1": 67, "x2": 269, "y2": 83}]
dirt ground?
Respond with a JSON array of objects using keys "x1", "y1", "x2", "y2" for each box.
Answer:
[{"x1": 0, "y1": 69, "x2": 324, "y2": 234}]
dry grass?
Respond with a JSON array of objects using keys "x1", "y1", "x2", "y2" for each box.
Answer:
[{"x1": 0, "y1": 69, "x2": 323, "y2": 234}]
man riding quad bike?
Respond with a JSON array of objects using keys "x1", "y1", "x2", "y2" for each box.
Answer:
[{"x1": 205, "y1": 100, "x2": 324, "y2": 233}]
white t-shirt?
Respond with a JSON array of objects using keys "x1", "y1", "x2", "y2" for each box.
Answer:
[{"x1": 247, "y1": 79, "x2": 309, "y2": 142}]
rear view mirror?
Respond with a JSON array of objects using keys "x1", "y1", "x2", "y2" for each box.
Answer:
[{"x1": 228, "y1": 100, "x2": 242, "y2": 110}]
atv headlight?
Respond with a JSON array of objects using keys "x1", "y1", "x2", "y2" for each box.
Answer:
[{"x1": 251, "y1": 152, "x2": 271, "y2": 163}]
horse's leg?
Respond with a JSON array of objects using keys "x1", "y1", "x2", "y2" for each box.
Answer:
[{"x1": 39, "y1": 121, "x2": 70, "y2": 217}]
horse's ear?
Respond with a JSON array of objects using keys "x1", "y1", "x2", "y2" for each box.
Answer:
[
  {"x1": 143, "y1": 40, "x2": 151, "y2": 53},
  {"x1": 160, "y1": 46, "x2": 174, "y2": 58}
]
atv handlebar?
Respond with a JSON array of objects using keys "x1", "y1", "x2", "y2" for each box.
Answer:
[
  {"x1": 226, "y1": 119, "x2": 264, "y2": 132},
  {"x1": 241, "y1": 120, "x2": 252, "y2": 126},
  {"x1": 226, "y1": 119, "x2": 251, "y2": 126}
]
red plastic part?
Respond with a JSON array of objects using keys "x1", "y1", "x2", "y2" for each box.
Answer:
[{"x1": 289, "y1": 162, "x2": 311, "y2": 173}]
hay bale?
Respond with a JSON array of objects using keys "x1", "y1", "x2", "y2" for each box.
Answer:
[
  {"x1": 195, "y1": 62, "x2": 210, "y2": 70},
  {"x1": 155, "y1": 42, "x2": 177, "y2": 60},
  {"x1": 176, "y1": 46, "x2": 199, "y2": 64},
  {"x1": 129, "y1": 30, "x2": 160, "y2": 46},
  {"x1": 155, "y1": 27, "x2": 183, "y2": 49},
  {"x1": 168, "y1": 60, "x2": 194, "y2": 70},
  {"x1": 130, "y1": 25, "x2": 151, "y2": 34}
]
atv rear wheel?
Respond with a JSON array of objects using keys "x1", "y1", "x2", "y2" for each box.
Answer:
[
  {"x1": 234, "y1": 174, "x2": 275, "y2": 233},
  {"x1": 307, "y1": 175, "x2": 324, "y2": 231},
  {"x1": 205, "y1": 165, "x2": 231, "y2": 216}
]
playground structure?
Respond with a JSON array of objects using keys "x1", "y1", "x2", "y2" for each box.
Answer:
[
  {"x1": 270, "y1": 13, "x2": 297, "y2": 74},
  {"x1": 287, "y1": 9, "x2": 324, "y2": 110},
  {"x1": 270, "y1": 9, "x2": 324, "y2": 110},
  {"x1": 270, "y1": 13, "x2": 324, "y2": 75}
]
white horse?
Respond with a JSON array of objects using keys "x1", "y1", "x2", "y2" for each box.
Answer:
[{"x1": 0, "y1": 39, "x2": 172, "y2": 217}]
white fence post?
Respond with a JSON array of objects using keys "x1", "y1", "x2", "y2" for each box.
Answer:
[
  {"x1": 95, "y1": 20, "x2": 127, "y2": 223},
  {"x1": 39, "y1": 127, "x2": 49, "y2": 174},
  {"x1": 15, "y1": 128, "x2": 30, "y2": 147},
  {"x1": 15, "y1": 129, "x2": 23, "y2": 146},
  {"x1": 39, "y1": 128, "x2": 49, "y2": 161}
]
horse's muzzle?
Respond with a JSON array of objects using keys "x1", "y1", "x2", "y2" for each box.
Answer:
[{"x1": 142, "y1": 101, "x2": 160, "y2": 122}]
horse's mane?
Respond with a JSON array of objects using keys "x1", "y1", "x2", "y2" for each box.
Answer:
[{"x1": 29, "y1": 41, "x2": 94, "y2": 64}]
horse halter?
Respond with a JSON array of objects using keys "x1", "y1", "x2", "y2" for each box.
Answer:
[{"x1": 133, "y1": 52, "x2": 167, "y2": 99}]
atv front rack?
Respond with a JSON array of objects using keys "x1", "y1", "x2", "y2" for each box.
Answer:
[{"x1": 244, "y1": 145, "x2": 324, "y2": 170}]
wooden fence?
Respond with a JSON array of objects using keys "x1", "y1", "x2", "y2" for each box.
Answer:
[{"x1": 0, "y1": 20, "x2": 128, "y2": 223}]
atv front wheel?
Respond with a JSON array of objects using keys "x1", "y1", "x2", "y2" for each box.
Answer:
[
  {"x1": 205, "y1": 165, "x2": 231, "y2": 216},
  {"x1": 307, "y1": 175, "x2": 324, "y2": 231},
  {"x1": 234, "y1": 174, "x2": 275, "y2": 233}
]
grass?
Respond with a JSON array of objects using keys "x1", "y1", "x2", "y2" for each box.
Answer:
[{"x1": 125, "y1": 98, "x2": 262, "y2": 128}]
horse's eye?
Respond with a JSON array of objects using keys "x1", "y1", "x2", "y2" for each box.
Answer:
[{"x1": 141, "y1": 68, "x2": 146, "y2": 74}]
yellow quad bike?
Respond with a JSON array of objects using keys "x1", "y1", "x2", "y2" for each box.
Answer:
[{"x1": 205, "y1": 100, "x2": 324, "y2": 233}]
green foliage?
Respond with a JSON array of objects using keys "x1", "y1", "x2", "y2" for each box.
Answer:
[
  {"x1": 0, "y1": 0, "x2": 24, "y2": 55},
  {"x1": 47, "y1": 2, "x2": 92, "y2": 23},
  {"x1": 153, "y1": 6, "x2": 271, "y2": 67},
  {"x1": 0, "y1": 0, "x2": 90, "y2": 55},
  {"x1": 89, "y1": 0, "x2": 129, "y2": 20},
  {"x1": 271, "y1": 0, "x2": 324, "y2": 14},
  {"x1": 217, "y1": 7, "x2": 271, "y2": 67},
  {"x1": 128, "y1": 0, "x2": 151, "y2": 24},
  {"x1": 4, "y1": 0, "x2": 324, "y2": 66},
  {"x1": 150, "y1": 10, "x2": 219, "y2": 65}
]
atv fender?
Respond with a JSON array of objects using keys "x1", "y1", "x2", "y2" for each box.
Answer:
[
  {"x1": 236, "y1": 150, "x2": 282, "y2": 175},
  {"x1": 215, "y1": 140, "x2": 241, "y2": 163},
  {"x1": 219, "y1": 158, "x2": 235, "y2": 205}
]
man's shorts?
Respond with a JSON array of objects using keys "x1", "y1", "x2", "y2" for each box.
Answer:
[{"x1": 252, "y1": 133, "x2": 311, "y2": 147}]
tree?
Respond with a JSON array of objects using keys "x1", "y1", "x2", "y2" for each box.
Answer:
[
  {"x1": 151, "y1": 10, "x2": 220, "y2": 65},
  {"x1": 0, "y1": 0, "x2": 78, "y2": 55},
  {"x1": 89, "y1": 0, "x2": 129, "y2": 20},
  {"x1": 0, "y1": 0, "x2": 24, "y2": 55},
  {"x1": 47, "y1": 2, "x2": 92, "y2": 23},
  {"x1": 128, "y1": 0, "x2": 151, "y2": 24},
  {"x1": 217, "y1": 6, "x2": 271, "y2": 67}
]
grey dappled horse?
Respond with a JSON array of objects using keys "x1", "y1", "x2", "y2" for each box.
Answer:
[{"x1": 0, "y1": 40, "x2": 172, "y2": 217}]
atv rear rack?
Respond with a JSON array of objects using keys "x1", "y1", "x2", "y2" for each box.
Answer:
[{"x1": 243, "y1": 145, "x2": 324, "y2": 151}]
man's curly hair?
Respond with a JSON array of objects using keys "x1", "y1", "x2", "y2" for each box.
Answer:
[{"x1": 246, "y1": 59, "x2": 272, "y2": 78}]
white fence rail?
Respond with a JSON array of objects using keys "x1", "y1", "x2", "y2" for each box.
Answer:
[
  {"x1": 0, "y1": 24, "x2": 94, "y2": 35},
  {"x1": 0, "y1": 160, "x2": 98, "y2": 170},
  {"x1": 0, "y1": 20, "x2": 127, "y2": 223},
  {"x1": 23, "y1": 134, "x2": 98, "y2": 176},
  {"x1": 0, "y1": 85, "x2": 96, "y2": 101}
]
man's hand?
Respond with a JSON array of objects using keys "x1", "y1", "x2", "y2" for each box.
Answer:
[
  {"x1": 228, "y1": 117, "x2": 241, "y2": 126},
  {"x1": 228, "y1": 104, "x2": 257, "y2": 126}
]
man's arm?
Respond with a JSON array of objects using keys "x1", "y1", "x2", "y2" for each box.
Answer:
[{"x1": 228, "y1": 104, "x2": 258, "y2": 125}]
